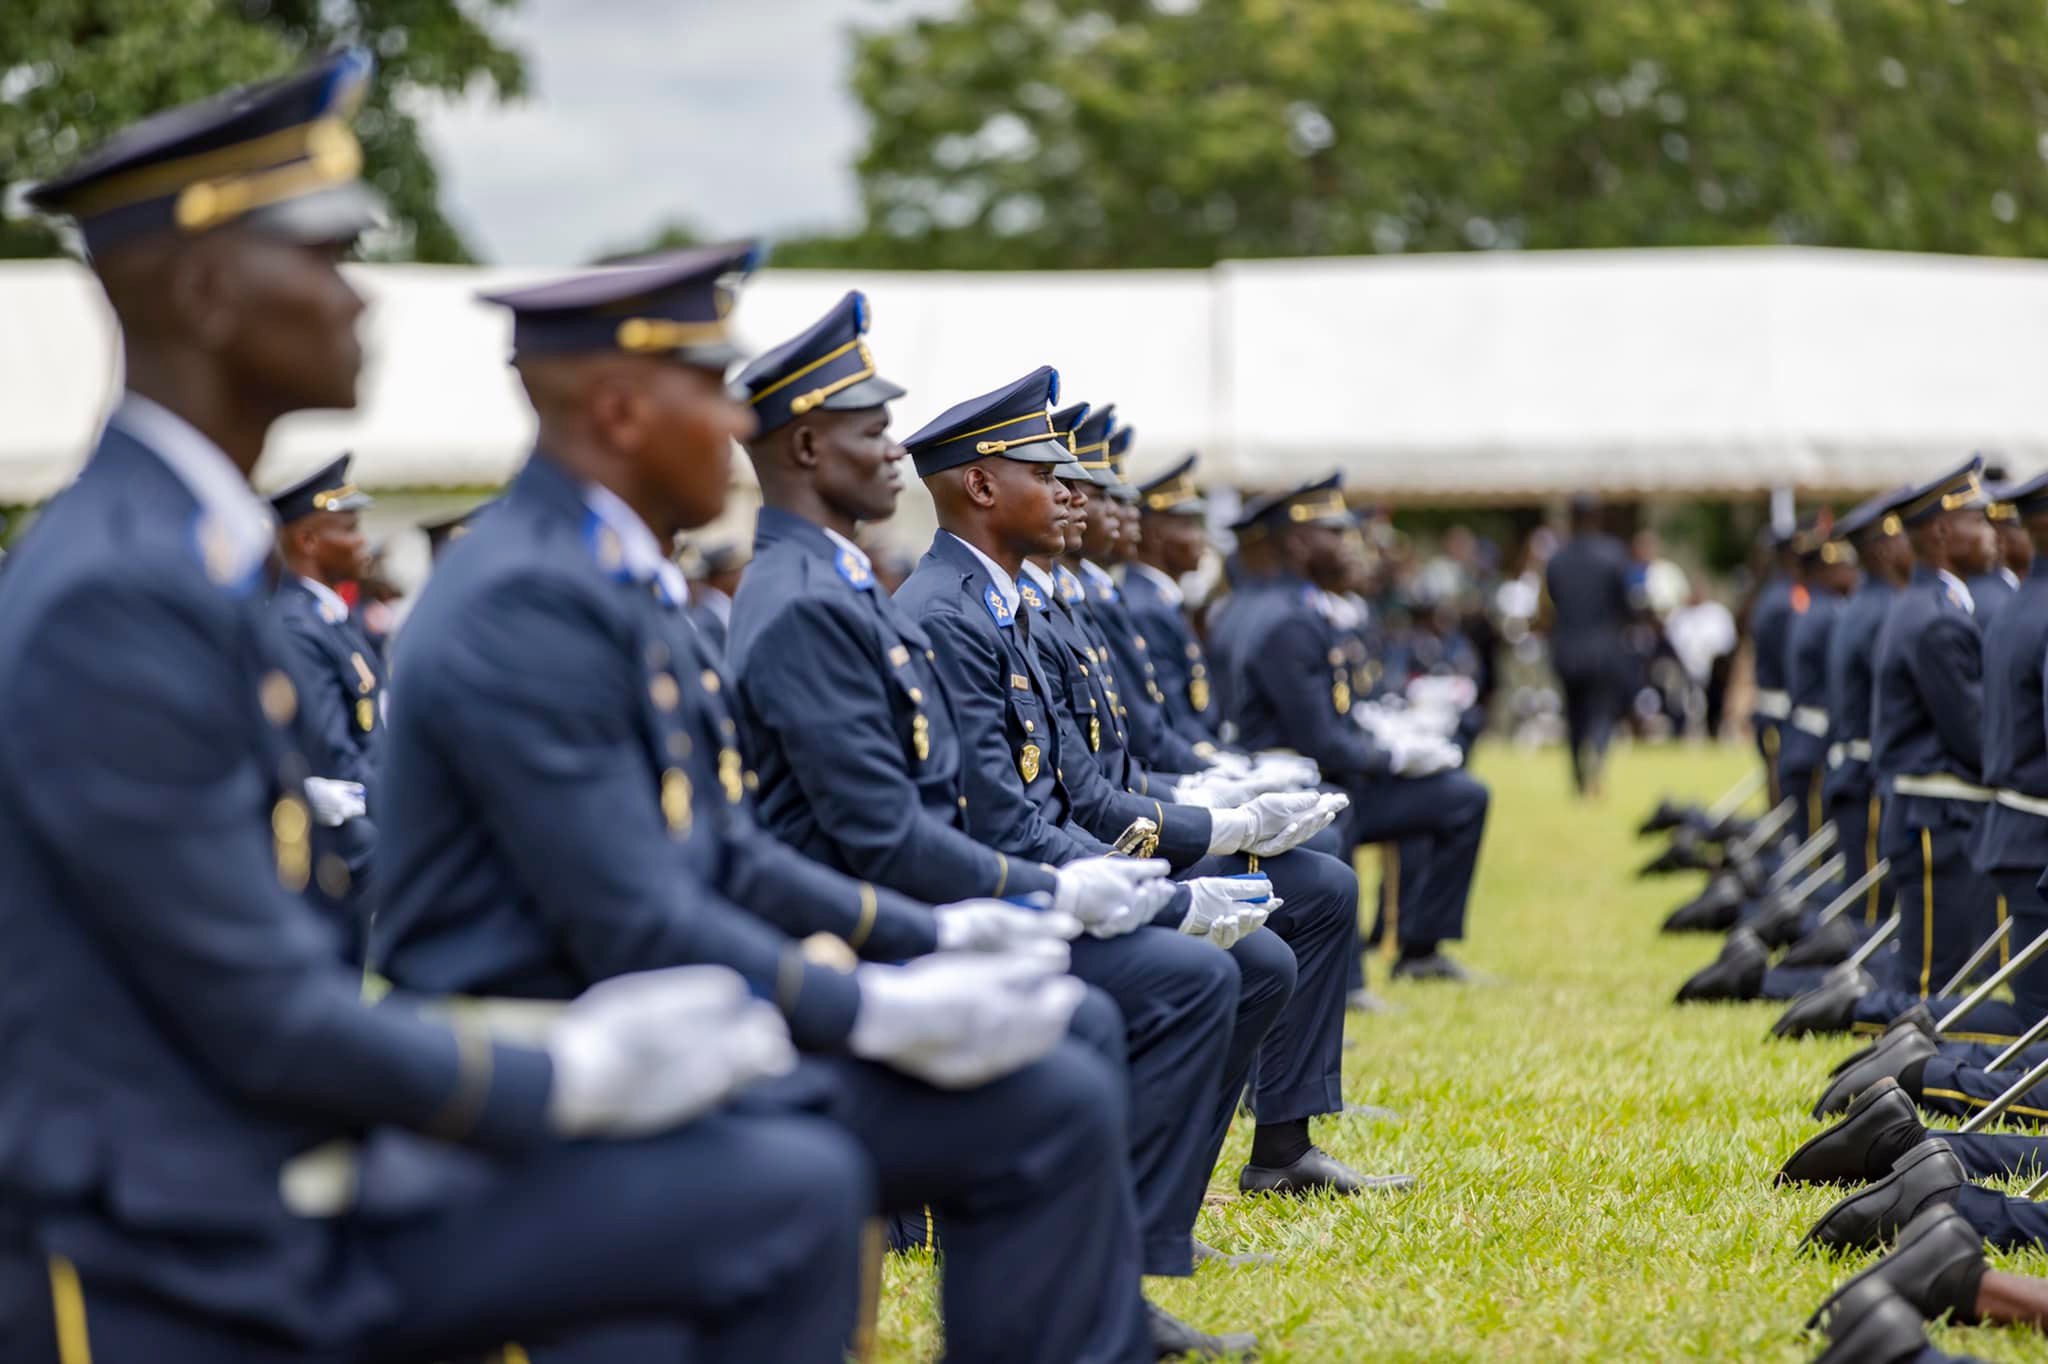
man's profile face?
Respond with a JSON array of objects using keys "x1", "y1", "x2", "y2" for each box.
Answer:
[
  {"x1": 1145, "y1": 513, "x2": 1205, "y2": 576},
  {"x1": 986, "y1": 458, "x2": 1069, "y2": 557},
  {"x1": 302, "y1": 508, "x2": 367, "y2": 583},
  {"x1": 215, "y1": 233, "x2": 366, "y2": 413},
  {"x1": 811, "y1": 405, "x2": 904, "y2": 525},
  {"x1": 643, "y1": 361, "x2": 755, "y2": 531},
  {"x1": 1945, "y1": 508, "x2": 1997, "y2": 577},
  {"x1": 1059, "y1": 480, "x2": 1091, "y2": 556}
]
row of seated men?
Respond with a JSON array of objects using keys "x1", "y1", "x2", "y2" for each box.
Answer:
[
  {"x1": 0, "y1": 52, "x2": 1495, "y2": 1362},
  {"x1": 1647, "y1": 461, "x2": 2048, "y2": 1358}
]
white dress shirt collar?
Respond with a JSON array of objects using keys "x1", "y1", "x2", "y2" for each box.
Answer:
[
  {"x1": 945, "y1": 530, "x2": 1020, "y2": 615},
  {"x1": 108, "y1": 392, "x2": 275, "y2": 586},
  {"x1": 582, "y1": 482, "x2": 690, "y2": 606}
]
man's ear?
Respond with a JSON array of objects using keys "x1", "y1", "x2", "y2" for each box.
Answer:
[
  {"x1": 961, "y1": 463, "x2": 998, "y2": 508},
  {"x1": 789, "y1": 421, "x2": 820, "y2": 471},
  {"x1": 587, "y1": 364, "x2": 650, "y2": 456}
]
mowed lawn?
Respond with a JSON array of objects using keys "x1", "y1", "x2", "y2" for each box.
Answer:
[{"x1": 873, "y1": 741, "x2": 2048, "y2": 1362}]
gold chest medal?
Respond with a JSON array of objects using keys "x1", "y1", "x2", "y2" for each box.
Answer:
[
  {"x1": 1089, "y1": 715, "x2": 1102, "y2": 751},
  {"x1": 912, "y1": 713, "x2": 931, "y2": 761},
  {"x1": 1019, "y1": 742, "x2": 1042, "y2": 782}
]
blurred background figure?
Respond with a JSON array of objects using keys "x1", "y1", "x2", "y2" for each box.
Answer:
[
  {"x1": 1664, "y1": 579, "x2": 1738, "y2": 740},
  {"x1": 1543, "y1": 495, "x2": 1636, "y2": 796}
]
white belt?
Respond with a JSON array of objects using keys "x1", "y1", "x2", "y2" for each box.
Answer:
[
  {"x1": 1754, "y1": 689, "x2": 1791, "y2": 719},
  {"x1": 1892, "y1": 773, "x2": 1992, "y2": 803},
  {"x1": 1996, "y1": 789, "x2": 2048, "y2": 819},
  {"x1": 1791, "y1": 706, "x2": 1830, "y2": 737},
  {"x1": 1846, "y1": 739, "x2": 1872, "y2": 763}
]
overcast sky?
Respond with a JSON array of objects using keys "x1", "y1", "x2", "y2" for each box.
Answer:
[{"x1": 416, "y1": 0, "x2": 940, "y2": 264}]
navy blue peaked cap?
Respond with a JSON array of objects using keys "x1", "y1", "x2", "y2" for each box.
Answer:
[
  {"x1": 1898, "y1": 455, "x2": 1986, "y2": 527},
  {"x1": 1257, "y1": 473, "x2": 1356, "y2": 530},
  {"x1": 2002, "y1": 471, "x2": 2048, "y2": 517},
  {"x1": 905, "y1": 366, "x2": 1072, "y2": 477},
  {"x1": 733, "y1": 290, "x2": 906, "y2": 437},
  {"x1": 480, "y1": 243, "x2": 760, "y2": 368},
  {"x1": 270, "y1": 453, "x2": 371, "y2": 524},
  {"x1": 1833, "y1": 486, "x2": 1912, "y2": 544},
  {"x1": 27, "y1": 50, "x2": 381, "y2": 254},
  {"x1": 1049, "y1": 402, "x2": 1098, "y2": 483},
  {"x1": 1139, "y1": 454, "x2": 1203, "y2": 515},
  {"x1": 1104, "y1": 426, "x2": 1139, "y2": 502}
]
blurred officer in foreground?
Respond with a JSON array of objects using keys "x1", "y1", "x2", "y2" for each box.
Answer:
[
  {"x1": 1968, "y1": 467, "x2": 2020, "y2": 630},
  {"x1": 372, "y1": 255, "x2": 1156, "y2": 1364},
  {"x1": 1544, "y1": 494, "x2": 1635, "y2": 797},
  {"x1": 2, "y1": 53, "x2": 866, "y2": 1362}
]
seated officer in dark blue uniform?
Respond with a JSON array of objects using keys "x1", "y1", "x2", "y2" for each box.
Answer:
[
  {"x1": 3, "y1": 54, "x2": 868, "y2": 1363},
  {"x1": 1775, "y1": 457, "x2": 2019, "y2": 1044},
  {"x1": 266, "y1": 453, "x2": 382, "y2": 960},
  {"x1": 373, "y1": 254, "x2": 1156, "y2": 1364},
  {"x1": 1228, "y1": 475, "x2": 1493, "y2": 982},
  {"x1": 722, "y1": 298, "x2": 1266, "y2": 1354},
  {"x1": 1779, "y1": 522, "x2": 1860, "y2": 846},
  {"x1": 893, "y1": 374, "x2": 1402, "y2": 1212},
  {"x1": 1122, "y1": 454, "x2": 1224, "y2": 744}
]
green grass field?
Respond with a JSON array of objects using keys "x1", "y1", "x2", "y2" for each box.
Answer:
[{"x1": 873, "y1": 742, "x2": 2048, "y2": 1362}]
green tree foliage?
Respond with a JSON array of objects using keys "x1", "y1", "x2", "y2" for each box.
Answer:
[
  {"x1": 0, "y1": 0, "x2": 525, "y2": 261},
  {"x1": 825, "y1": 0, "x2": 2048, "y2": 269}
]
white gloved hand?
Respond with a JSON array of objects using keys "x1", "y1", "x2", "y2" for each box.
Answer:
[
  {"x1": 1172, "y1": 771, "x2": 1257, "y2": 809},
  {"x1": 849, "y1": 954, "x2": 1088, "y2": 1088},
  {"x1": 1053, "y1": 856, "x2": 1176, "y2": 938},
  {"x1": 1179, "y1": 875, "x2": 1278, "y2": 950},
  {"x1": 1203, "y1": 750, "x2": 1253, "y2": 778},
  {"x1": 546, "y1": 966, "x2": 795, "y2": 1137},
  {"x1": 934, "y1": 898, "x2": 1082, "y2": 967},
  {"x1": 1251, "y1": 752, "x2": 1322, "y2": 788},
  {"x1": 1205, "y1": 791, "x2": 1327, "y2": 856},
  {"x1": 1243, "y1": 790, "x2": 1351, "y2": 857},
  {"x1": 1388, "y1": 733, "x2": 1462, "y2": 777},
  {"x1": 303, "y1": 777, "x2": 367, "y2": 827}
]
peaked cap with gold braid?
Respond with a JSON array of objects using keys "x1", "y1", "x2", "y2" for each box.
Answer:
[
  {"x1": 480, "y1": 242, "x2": 759, "y2": 369},
  {"x1": 734, "y1": 290, "x2": 908, "y2": 436},
  {"x1": 904, "y1": 366, "x2": 1075, "y2": 477}
]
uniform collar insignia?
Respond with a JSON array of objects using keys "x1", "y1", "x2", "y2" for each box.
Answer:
[
  {"x1": 1020, "y1": 582, "x2": 1045, "y2": 611},
  {"x1": 835, "y1": 545, "x2": 874, "y2": 591},
  {"x1": 984, "y1": 582, "x2": 1014, "y2": 627}
]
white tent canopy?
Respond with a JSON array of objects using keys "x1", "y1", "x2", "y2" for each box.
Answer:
[{"x1": 3, "y1": 246, "x2": 2046, "y2": 505}]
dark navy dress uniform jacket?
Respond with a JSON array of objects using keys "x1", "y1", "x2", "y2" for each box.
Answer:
[{"x1": 1975, "y1": 563, "x2": 2048, "y2": 874}]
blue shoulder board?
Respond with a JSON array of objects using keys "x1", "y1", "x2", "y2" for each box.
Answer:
[
  {"x1": 835, "y1": 547, "x2": 874, "y2": 591},
  {"x1": 984, "y1": 583, "x2": 1015, "y2": 628}
]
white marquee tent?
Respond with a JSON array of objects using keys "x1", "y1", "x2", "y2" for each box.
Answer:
[{"x1": 3, "y1": 245, "x2": 2046, "y2": 507}]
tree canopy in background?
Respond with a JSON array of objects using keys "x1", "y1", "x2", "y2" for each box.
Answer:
[
  {"x1": 0, "y1": 0, "x2": 525, "y2": 261},
  {"x1": 809, "y1": 0, "x2": 2048, "y2": 270}
]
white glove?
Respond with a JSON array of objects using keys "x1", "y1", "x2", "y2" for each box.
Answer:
[
  {"x1": 1179, "y1": 875, "x2": 1278, "y2": 950},
  {"x1": 303, "y1": 777, "x2": 367, "y2": 827},
  {"x1": 1172, "y1": 771, "x2": 1257, "y2": 809},
  {"x1": 1388, "y1": 732, "x2": 1462, "y2": 777},
  {"x1": 1203, "y1": 750, "x2": 1253, "y2": 778},
  {"x1": 849, "y1": 954, "x2": 1088, "y2": 1088},
  {"x1": 1053, "y1": 856, "x2": 1177, "y2": 938},
  {"x1": 1251, "y1": 752, "x2": 1323, "y2": 788},
  {"x1": 935, "y1": 898, "x2": 1081, "y2": 967},
  {"x1": 546, "y1": 966, "x2": 796, "y2": 1137},
  {"x1": 1204, "y1": 790, "x2": 1330, "y2": 856},
  {"x1": 1243, "y1": 790, "x2": 1351, "y2": 857}
]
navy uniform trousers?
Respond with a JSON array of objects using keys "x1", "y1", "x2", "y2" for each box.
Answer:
[
  {"x1": 0, "y1": 430, "x2": 864, "y2": 1363},
  {"x1": 375, "y1": 460, "x2": 1150, "y2": 1363}
]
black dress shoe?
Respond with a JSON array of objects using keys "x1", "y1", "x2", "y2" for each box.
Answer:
[
  {"x1": 1806, "y1": 1205, "x2": 1987, "y2": 1330},
  {"x1": 1675, "y1": 928, "x2": 1768, "y2": 1003},
  {"x1": 1781, "y1": 916, "x2": 1863, "y2": 969},
  {"x1": 1801, "y1": 1139, "x2": 1963, "y2": 1255},
  {"x1": 1750, "y1": 891, "x2": 1810, "y2": 949},
  {"x1": 1192, "y1": 1238, "x2": 1279, "y2": 1268},
  {"x1": 1771, "y1": 970, "x2": 1875, "y2": 1040},
  {"x1": 1390, "y1": 952, "x2": 1470, "y2": 982},
  {"x1": 1826, "y1": 1006, "x2": 1938, "y2": 1079},
  {"x1": 1809, "y1": 1279, "x2": 1938, "y2": 1364},
  {"x1": 1813, "y1": 1030, "x2": 1938, "y2": 1118},
  {"x1": 1238, "y1": 1146, "x2": 1416, "y2": 1197},
  {"x1": 1779, "y1": 1078, "x2": 1928, "y2": 1186},
  {"x1": 1147, "y1": 1301, "x2": 1258, "y2": 1360},
  {"x1": 1662, "y1": 877, "x2": 1745, "y2": 933},
  {"x1": 1637, "y1": 800, "x2": 1697, "y2": 836}
]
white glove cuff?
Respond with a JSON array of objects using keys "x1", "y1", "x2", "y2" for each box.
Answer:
[{"x1": 1206, "y1": 806, "x2": 1254, "y2": 856}]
